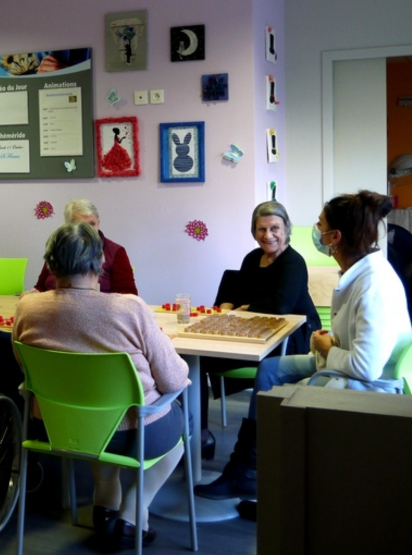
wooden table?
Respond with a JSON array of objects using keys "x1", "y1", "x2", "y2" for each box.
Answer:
[
  {"x1": 154, "y1": 309, "x2": 306, "y2": 475},
  {"x1": 2, "y1": 296, "x2": 306, "y2": 521},
  {"x1": 150, "y1": 308, "x2": 306, "y2": 521},
  {"x1": 0, "y1": 295, "x2": 19, "y2": 326}
]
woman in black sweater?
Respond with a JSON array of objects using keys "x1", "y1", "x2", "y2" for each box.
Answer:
[{"x1": 200, "y1": 201, "x2": 320, "y2": 459}]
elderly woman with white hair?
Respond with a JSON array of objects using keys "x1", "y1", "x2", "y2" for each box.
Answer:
[
  {"x1": 13, "y1": 221, "x2": 189, "y2": 549},
  {"x1": 200, "y1": 200, "x2": 321, "y2": 459},
  {"x1": 29, "y1": 198, "x2": 137, "y2": 295}
]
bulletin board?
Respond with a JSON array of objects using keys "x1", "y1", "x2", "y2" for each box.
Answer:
[{"x1": 0, "y1": 48, "x2": 94, "y2": 179}]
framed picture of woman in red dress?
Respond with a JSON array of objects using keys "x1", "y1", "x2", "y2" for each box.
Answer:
[{"x1": 95, "y1": 116, "x2": 140, "y2": 177}]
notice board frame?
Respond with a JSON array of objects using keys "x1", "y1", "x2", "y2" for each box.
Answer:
[{"x1": 0, "y1": 48, "x2": 94, "y2": 179}]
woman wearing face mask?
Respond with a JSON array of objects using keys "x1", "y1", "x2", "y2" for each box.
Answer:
[{"x1": 195, "y1": 190, "x2": 411, "y2": 519}]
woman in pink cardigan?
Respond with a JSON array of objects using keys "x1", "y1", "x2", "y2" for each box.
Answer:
[{"x1": 13, "y1": 221, "x2": 189, "y2": 549}]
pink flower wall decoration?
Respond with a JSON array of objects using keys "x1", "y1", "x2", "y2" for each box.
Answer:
[
  {"x1": 185, "y1": 220, "x2": 209, "y2": 241},
  {"x1": 35, "y1": 200, "x2": 54, "y2": 219}
]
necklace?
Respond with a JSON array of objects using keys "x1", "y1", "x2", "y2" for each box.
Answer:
[{"x1": 59, "y1": 286, "x2": 96, "y2": 291}]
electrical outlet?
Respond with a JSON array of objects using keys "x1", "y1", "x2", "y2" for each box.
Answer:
[
  {"x1": 150, "y1": 89, "x2": 164, "y2": 104},
  {"x1": 134, "y1": 90, "x2": 148, "y2": 105}
]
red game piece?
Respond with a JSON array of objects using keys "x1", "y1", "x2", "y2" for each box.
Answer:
[
  {"x1": 216, "y1": 307, "x2": 222, "y2": 313},
  {"x1": 206, "y1": 309, "x2": 212, "y2": 314}
]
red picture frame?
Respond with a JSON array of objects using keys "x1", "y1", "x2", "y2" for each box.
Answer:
[{"x1": 95, "y1": 116, "x2": 140, "y2": 177}]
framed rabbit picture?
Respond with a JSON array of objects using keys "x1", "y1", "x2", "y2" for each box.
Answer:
[{"x1": 159, "y1": 121, "x2": 205, "y2": 182}]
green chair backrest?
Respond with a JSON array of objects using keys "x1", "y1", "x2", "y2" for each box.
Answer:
[
  {"x1": 0, "y1": 258, "x2": 27, "y2": 295},
  {"x1": 394, "y1": 338, "x2": 412, "y2": 395},
  {"x1": 14, "y1": 343, "x2": 145, "y2": 456},
  {"x1": 290, "y1": 227, "x2": 338, "y2": 267},
  {"x1": 316, "y1": 306, "x2": 332, "y2": 331}
]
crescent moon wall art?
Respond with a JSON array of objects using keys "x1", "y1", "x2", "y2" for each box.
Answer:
[{"x1": 171, "y1": 25, "x2": 205, "y2": 62}]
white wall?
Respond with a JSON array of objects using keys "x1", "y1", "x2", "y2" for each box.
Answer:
[
  {"x1": 334, "y1": 58, "x2": 387, "y2": 197},
  {"x1": 0, "y1": 0, "x2": 285, "y2": 305},
  {"x1": 284, "y1": 0, "x2": 412, "y2": 226}
]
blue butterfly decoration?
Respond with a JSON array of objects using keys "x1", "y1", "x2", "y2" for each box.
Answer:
[
  {"x1": 223, "y1": 144, "x2": 244, "y2": 163},
  {"x1": 107, "y1": 88, "x2": 121, "y2": 106},
  {"x1": 64, "y1": 159, "x2": 76, "y2": 173}
]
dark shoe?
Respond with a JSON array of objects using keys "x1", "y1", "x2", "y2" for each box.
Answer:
[
  {"x1": 113, "y1": 518, "x2": 156, "y2": 549},
  {"x1": 237, "y1": 500, "x2": 257, "y2": 522},
  {"x1": 93, "y1": 506, "x2": 119, "y2": 536},
  {"x1": 201, "y1": 429, "x2": 216, "y2": 460},
  {"x1": 194, "y1": 469, "x2": 256, "y2": 500},
  {"x1": 195, "y1": 418, "x2": 257, "y2": 500}
]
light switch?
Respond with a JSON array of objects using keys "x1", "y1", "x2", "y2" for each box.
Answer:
[
  {"x1": 134, "y1": 90, "x2": 148, "y2": 105},
  {"x1": 150, "y1": 89, "x2": 164, "y2": 104}
]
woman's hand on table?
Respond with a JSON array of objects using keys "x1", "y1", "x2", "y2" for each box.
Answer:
[
  {"x1": 220, "y1": 302, "x2": 235, "y2": 310},
  {"x1": 235, "y1": 304, "x2": 249, "y2": 311}
]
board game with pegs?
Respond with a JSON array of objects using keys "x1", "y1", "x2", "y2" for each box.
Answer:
[
  {"x1": 0, "y1": 315, "x2": 14, "y2": 329},
  {"x1": 178, "y1": 313, "x2": 288, "y2": 343},
  {"x1": 155, "y1": 303, "x2": 228, "y2": 317}
]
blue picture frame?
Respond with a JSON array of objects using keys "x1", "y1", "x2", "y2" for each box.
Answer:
[{"x1": 160, "y1": 121, "x2": 205, "y2": 183}]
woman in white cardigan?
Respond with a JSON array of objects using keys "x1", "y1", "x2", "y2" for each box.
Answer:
[{"x1": 195, "y1": 189, "x2": 412, "y2": 517}]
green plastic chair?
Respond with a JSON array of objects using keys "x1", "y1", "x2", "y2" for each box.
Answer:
[
  {"x1": 13, "y1": 342, "x2": 198, "y2": 555},
  {"x1": 309, "y1": 335, "x2": 412, "y2": 393},
  {"x1": 316, "y1": 306, "x2": 332, "y2": 331},
  {"x1": 216, "y1": 339, "x2": 289, "y2": 427},
  {"x1": 291, "y1": 227, "x2": 337, "y2": 332},
  {"x1": 0, "y1": 258, "x2": 27, "y2": 295},
  {"x1": 289, "y1": 227, "x2": 338, "y2": 267},
  {"x1": 394, "y1": 338, "x2": 412, "y2": 394},
  {"x1": 216, "y1": 367, "x2": 257, "y2": 427}
]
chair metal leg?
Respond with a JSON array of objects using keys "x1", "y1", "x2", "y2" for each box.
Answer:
[
  {"x1": 16, "y1": 448, "x2": 28, "y2": 555},
  {"x1": 182, "y1": 388, "x2": 198, "y2": 551},
  {"x1": 61, "y1": 458, "x2": 77, "y2": 525},
  {"x1": 135, "y1": 417, "x2": 145, "y2": 555},
  {"x1": 220, "y1": 376, "x2": 227, "y2": 427},
  {"x1": 67, "y1": 459, "x2": 77, "y2": 526}
]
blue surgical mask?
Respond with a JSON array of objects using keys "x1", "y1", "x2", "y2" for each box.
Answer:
[{"x1": 312, "y1": 224, "x2": 334, "y2": 256}]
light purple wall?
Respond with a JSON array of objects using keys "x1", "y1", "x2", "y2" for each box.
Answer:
[
  {"x1": 253, "y1": 0, "x2": 286, "y2": 206},
  {"x1": 0, "y1": 0, "x2": 284, "y2": 304}
]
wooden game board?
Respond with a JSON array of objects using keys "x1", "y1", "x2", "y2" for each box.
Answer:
[{"x1": 178, "y1": 314, "x2": 288, "y2": 344}]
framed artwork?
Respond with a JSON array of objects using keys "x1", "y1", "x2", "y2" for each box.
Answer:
[
  {"x1": 265, "y1": 26, "x2": 277, "y2": 62},
  {"x1": 95, "y1": 116, "x2": 140, "y2": 177},
  {"x1": 171, "y1": 25, "x2": 205, "y2": 62},
  {"x1": 160, "y1": 121, "x2": 205, "y2": 183},
  {"x1": 105, "y1": 11, "x2": 147, "y2": 72},
  {"x1": 202, "y1": 73, "x2": 228, "y2": 101}
]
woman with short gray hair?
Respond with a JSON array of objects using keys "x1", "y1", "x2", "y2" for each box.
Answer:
[
  {"x1": 199, "y1": 200, "x2": 320, "y2": 461},
  {"x1": 13, "y1": 221, "x2": 189, "y2": 549},
  {"x1": 29, "y1": 198, "x2": 137, "y2": 295}
]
